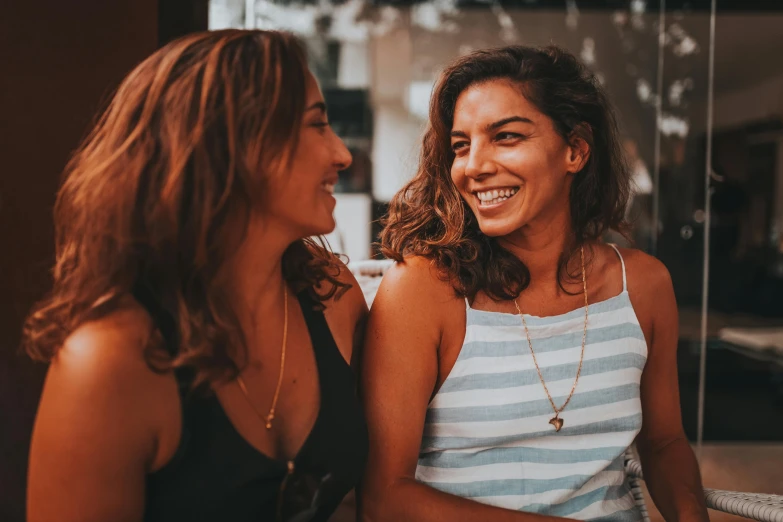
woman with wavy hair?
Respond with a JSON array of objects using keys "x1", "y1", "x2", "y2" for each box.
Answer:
[
  {"x1": 24, "y1": 30, "x2": 367, "y2": 522},
  {"x1": 361, "y1": 45, "x2": 708, "y2": 522}
]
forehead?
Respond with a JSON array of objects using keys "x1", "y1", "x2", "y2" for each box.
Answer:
[
  {"x1": 305, "y1": 71, "x2": 324, "y2": 104},
  {"x1": 452, "y1": 79, "x2": 540, "y2": 127}
]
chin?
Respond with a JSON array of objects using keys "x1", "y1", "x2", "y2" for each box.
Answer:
[
  {"x1": 303, "y1": 215, "x2": 336, "y2": 238},
  {"x1": 475, "y1": 216, "x2": 525, "y2": 238},
  {"x1": 478, "y1": 225, "x2": 518, "y2": 238}
]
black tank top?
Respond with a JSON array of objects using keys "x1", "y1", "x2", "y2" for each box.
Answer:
[{"x1": 136, "y1": 285, "x2": 368, "y2": 522}]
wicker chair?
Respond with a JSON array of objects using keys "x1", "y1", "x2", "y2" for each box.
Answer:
[
  {"x1": 349, "y1": 258, "x2": 783, "y2": 522},
  {"x1": 623, "y1": 449, "x2": 783, "y2": 522}
]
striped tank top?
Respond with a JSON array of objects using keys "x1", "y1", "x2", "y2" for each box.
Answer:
[{"x1": 416, "y1": 245, "x2": 647, "y2": 521}]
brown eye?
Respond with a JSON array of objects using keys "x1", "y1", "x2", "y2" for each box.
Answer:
[
  {"x1": 495, "y1": 132, "x2": 524, "y2": 141},
  {"x1": 451, "y1": 141, "x2": 468, "y2": 153}
]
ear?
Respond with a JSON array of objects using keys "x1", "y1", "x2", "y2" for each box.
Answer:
[{"x1": 565, "y1": 126, "x2": 591, "y2": 175}]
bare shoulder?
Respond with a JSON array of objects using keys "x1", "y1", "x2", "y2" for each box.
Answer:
[
  {"x1": 379, "y1": 255, "x2": 460, "y2": 304},
  {"x1": 307, "y1": 243, "x2": 367, "y2": 316},
  {"x1": 39, "y1": 298, "x2": 180, "y2": 470},
  {"x1": 315, "y1": 254, "x2": 368, "y2": 324},
  {"x1": 28, "y1": 299, "x2": 181, "y2": 521},
  {"x1": 330, "y1": 256, "x2": 369, "y2": 316},
  {"x1": 614, "y1": 246, "x2": 677, "y2": 340},
  {"x1": 56, "y1": 299, "x2": 174, "y2": 391},
  {"x1": 60, "y1": 299, "x2": 155, "y2": 368},
  {"x1": 616, "y1": 246, "x2": 674, "y2": 298},
  {"x1": 370, "y1": 255, "x2": 463, "y2": 338}
]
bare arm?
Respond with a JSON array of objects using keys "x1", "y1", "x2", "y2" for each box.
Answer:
[
  {"x1": 359, "y1": 259, "x2": 567, "y2": 522},
  {"x1": 633, "y1": 257, "x2": 709, "y2": 522},
  {"x1": 27, "y1": 312, "x2": 179, "y2": 522}
]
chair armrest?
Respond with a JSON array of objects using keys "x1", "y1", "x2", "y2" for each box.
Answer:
[
  {"x1": 703, "y1": 489, "x2": 783, "y2": 522},
  {"x1": 623, "y1": 456, "x2": 783, "y2": 522}
]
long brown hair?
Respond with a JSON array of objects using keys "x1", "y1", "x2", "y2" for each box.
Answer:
[
  {"x1": 381, "y1": 45, "x2": 631, "y2": 301},
  {"x1": 23, "y1": 29, "x2": 348, "y2": 390}
]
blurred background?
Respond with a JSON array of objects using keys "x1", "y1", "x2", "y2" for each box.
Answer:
[{"x1": 1, "y1": 1, "x2": 782, "y2": 521}]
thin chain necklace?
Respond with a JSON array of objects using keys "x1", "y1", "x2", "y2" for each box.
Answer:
[
  {"x1": 513, "y1": 245, "x2": 588, "y2": 432},
  {"x1": 236, "y1": 285, "x2": 289, "y2": 430}
]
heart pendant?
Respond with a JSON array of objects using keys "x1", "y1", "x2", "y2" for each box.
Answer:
[{"x1": 549, "y1": 416, "x2": 564, "y2": 432}]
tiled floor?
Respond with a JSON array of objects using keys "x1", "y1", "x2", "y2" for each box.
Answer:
[{"x1": 642, "y1": 444, "x2": 783, "y2": 522}]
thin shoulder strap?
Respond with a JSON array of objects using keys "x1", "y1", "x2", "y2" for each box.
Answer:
[
  {"x1": 608, "y1": 243, "x2": 628, "y2": 292},
  {"x1": 296, "y1": 289, "x2": 341, "y2": 363}
]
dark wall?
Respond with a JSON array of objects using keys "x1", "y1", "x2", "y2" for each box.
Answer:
[
  {"x1": 1, "y1": 1, "x2": 210, "y2": 517},
  {"x1": 0, "y1": 2, "x2": 158, "y2": 520},
  {"x1": 159, "y1": 0, "x2": 210, "y2": 46}
]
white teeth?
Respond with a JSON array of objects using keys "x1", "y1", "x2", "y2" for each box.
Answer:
[
  {"x1": 475, "y1": 187, "x2": 519, "y2": 204},
  {"x1": 482, "y1": 196, "x2": 509, "y2": 205},
  {"x1": 322, "y1": 183, "x2": 335, "y2": 194}
]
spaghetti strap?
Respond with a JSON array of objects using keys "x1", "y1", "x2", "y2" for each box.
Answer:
[{"x1": 608, "y1": 243, "x2": 627, "y2": 292}]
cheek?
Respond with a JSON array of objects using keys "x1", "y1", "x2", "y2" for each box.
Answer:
[
  {"x1": 500, "y1": 147, "x2": 540, "y2": 171},
  {"x1": 285, "y1": 151, "x2": 321, "y2": 189},
  {"x1": 505, "y1": 149, "x2": 562, "y2": 187},
  {"x1": 266, "y1": 176, "x2": 312, "y2": 213},
  {"x1": 450, "y1": 159, "x2": 467, "y2": 189}
]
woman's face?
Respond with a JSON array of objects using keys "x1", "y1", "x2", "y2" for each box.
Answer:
[
  {"x1": 449, "y1": 78, "x2": 587, "y2": 239},
  {"x1": 263, "y1": 72, "x2": 352, "y2": 239}
]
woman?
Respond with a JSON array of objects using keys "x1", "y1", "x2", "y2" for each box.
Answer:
[
  {"x1": 24, "y1": 30, "x2": 368, "y2": 522},
  {"x1": 361, "y1": 45, "x2": 709, "y2": 522}
]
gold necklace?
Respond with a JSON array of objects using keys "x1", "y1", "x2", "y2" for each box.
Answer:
[
  {"x1": 513, "y1": 245, "x2": 588, "y2": 432},
  {"x1": 236, "y1": 285, "x2": 288, "y2": 430}
]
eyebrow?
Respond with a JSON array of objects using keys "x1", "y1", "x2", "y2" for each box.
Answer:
[
  {"x1": 306, "y1": 101, "x2": 327, "y2": 113},
  {"x1": 450, "y1": 115, "x2": 534, "y2": 138}
]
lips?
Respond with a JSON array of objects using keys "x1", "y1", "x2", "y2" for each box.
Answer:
[{"x1": 321, "y1": 174, "x2": 338, "y2": 194}]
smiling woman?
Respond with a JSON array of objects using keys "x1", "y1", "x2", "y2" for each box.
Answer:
[
  {"x1": 23, "y1": 29, "x2": 368, "y2": 522},
  {"x1": 361, "y1": 45, "x2": 710, "y2": 522},
  {"x1": 450, "y1": 80, "x2": 591, "y2": 240},
  {"x1": 381, "y1": 46, "x2": 631, "y2": 301}
]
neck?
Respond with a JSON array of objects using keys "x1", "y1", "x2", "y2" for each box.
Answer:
[
  {"x1": 497, "y1": 209, "x2": 578, "y2": 289},
  {"x1": 221, "y1": 215, "x2": 294, "y2": 324}
]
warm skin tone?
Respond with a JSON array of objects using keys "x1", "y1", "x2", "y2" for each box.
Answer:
[
  {"x1": 27, "y1": 72, "x2": 368, "y2": 522},
  {"x1": 360, "y1": 79, "x2": 708, "y2": 522}
]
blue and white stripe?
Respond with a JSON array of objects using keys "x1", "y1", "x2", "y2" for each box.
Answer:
[{"x1": 416, "y1": 247, "x2": 647, "y2": 521}]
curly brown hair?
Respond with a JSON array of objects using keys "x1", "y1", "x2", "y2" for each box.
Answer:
[
  {"x1": 381, "y1": 45, "x2": 631, "y2": 301},
  {"x1": 22, "y1": 29, "x2": 348, "y2": 390}
]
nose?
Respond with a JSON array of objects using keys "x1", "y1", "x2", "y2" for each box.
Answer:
[
  {"x1": 333, "y1": 134, "x2": 353, "y2": 172},
  {"x1": 464, "y1": 142, "x2": 496, "y2": 180}
]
